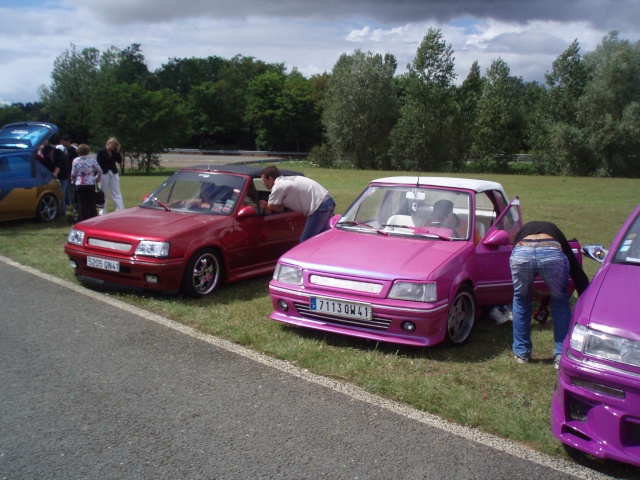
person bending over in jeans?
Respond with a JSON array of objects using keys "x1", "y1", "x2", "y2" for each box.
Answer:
[{"x1": 509, "y1": 221, "x2": 589, "y2": 368}]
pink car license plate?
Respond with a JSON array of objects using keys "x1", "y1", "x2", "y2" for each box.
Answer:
[{"x1": 311, "y1": 296, "x2": 371, "y2": 320}]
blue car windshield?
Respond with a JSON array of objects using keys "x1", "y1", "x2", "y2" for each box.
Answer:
[{"x1": 613, "y1": 212, "x2": 640, "y2": 265}]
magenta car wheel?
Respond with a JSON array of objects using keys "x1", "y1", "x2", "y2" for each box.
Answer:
[
  {"x1": 181, "y1": 248, "x2": 222, "y2": 298},
  {"x1": 446, "y1": 285, "x2": 476, "y2": 345}
]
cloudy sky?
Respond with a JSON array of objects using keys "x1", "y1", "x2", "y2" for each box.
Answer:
[{"x1": 2, "y1": 0, "x2": 639, "y2": 105}]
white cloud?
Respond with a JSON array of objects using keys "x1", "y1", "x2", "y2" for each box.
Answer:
[{"x1": 0, "y1": 1, "x2": 638, "y2": 104}]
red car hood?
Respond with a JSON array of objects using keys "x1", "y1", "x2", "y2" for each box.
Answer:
[
  {"x1": 280, "y1": 229, "x2": 467, "y2": 280},
  {"x1": 74, "y1": 207, "x2": 225, "y2": 239},
  {"x1": 587, "y1": 263, "x2": 640, "y2": 339}
]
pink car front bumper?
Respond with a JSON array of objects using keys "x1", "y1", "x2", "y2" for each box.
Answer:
[{"x1": 268, "y1": 283, "x2": 450, "y2": 347}]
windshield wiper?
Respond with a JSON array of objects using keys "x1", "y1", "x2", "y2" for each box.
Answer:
[
  {"x1": 152, "y1": 197, "x2": 171, "y2": 212},
  {"x1": 338, "y1": 221, "x2": 390, "y2": 235},
  {"x1": 380, "y1": 223, "x2": 452, "y2": 240}
]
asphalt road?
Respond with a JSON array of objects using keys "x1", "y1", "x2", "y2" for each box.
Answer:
[{"x1": 0, "y1": 257, "x2": 619, "y2": 480}]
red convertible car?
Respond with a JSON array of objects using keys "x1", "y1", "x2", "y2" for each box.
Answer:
[{"x1": 64, "y1": 165, "x2": 306, "y2": 297}]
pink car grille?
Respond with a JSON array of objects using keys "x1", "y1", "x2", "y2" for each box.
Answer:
[{"x1": 294, "y1": 302, "x2": 391, "y2": 330}]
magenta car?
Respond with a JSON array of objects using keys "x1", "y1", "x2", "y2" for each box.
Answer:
[
  {"x1": 268, "y1": 176, "x2": 527, "y2": 347},
  {"x1": 551, "y1": 203, "x2": 640, "y2": 467}
]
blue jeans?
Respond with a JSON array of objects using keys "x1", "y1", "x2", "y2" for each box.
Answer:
[
  {"x1": 300, "y1": 196, "x2": 336, "y2": 242},
  {"x1": 510, "y1": 243, "x2": 570, "y2": 358},
  {"x1": 59, "y1": 179, "x2": 70, "y2": 211}
]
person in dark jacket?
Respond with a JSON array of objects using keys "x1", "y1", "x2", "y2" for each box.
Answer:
[
  {"x1": 509, "y1": 221, "x2": 589, "y2": 368},
  {"x1": 39, "y1": 144, "x2": 56, "y2": 173},
  {"x1": 96, "y1": 137, "x2": 125, "y2": 213},
  {"x1": 55, "y1": 134, "x2": 78, "y2": 213}
]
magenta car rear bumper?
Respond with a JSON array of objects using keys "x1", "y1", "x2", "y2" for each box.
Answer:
[{"x1": 551, "y1": 349, "x2": 640, "y2": 466}]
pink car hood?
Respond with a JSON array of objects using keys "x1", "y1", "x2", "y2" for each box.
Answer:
[
  {"x1": 75, "y1": 207, "x2": 225, "y2": 239},
  {"x1": 587, "y1": 263, "x2": 640, "y2": 340},
  {"x1": 280, "y1": 229, "x2": 468, "y2": 281}
]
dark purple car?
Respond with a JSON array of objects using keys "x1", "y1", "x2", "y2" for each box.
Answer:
[{"x1": 551, "y1": 203, "x2": 640, "y2": 467}]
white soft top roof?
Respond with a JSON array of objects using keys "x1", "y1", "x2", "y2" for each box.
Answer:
[{"x1": 372, "y1": 176, "x2": 505, "y2": 194}]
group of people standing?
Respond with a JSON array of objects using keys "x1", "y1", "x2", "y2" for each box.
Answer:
[{"x1": 38, "y1": 136, "x2": 125, "y2": 221}]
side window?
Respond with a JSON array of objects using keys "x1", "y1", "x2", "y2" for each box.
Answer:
[
  {"x1": 495, "y1": 202, "x2": 521, "y2": 243},
  {"x1": 0, "y1": 155, "x2": 31, "y2": 180},
  {"x1": 475, "y1": 192, "x2": 497, "y2": 237},
  {"x1": 494, "y1": 191, "x2": 508, "y2": 211}
]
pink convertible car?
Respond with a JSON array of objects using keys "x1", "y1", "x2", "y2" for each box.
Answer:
[
  {"x1": 551, "y1": 203, "x2": 640, "y2": 467},
  {"x1": 269, "y1": 176, "x2": 527, "y2": 347}
]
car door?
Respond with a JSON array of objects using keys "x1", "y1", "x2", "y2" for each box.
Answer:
[
  {"x1": 228, "y1": 181, "x2": 305, "y2": 277},
  {"x1": 474, "y1": 196, "x2": 522, "y2": 305},
  {"x1": 0, "y1": 154, "x2": 37, "y2": 220}
]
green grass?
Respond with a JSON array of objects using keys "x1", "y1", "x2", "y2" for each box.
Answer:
[{"x1": 1, "y1": 164, "x2": 638, "y2": 462}]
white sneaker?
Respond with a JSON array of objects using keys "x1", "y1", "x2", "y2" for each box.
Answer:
[
  {"x1": 500, "y1": 305, "x2": 513, "y2": 322},
  {"x1": 490, "y1": 306, "x2": 509, "y2": 325},
  {"x1": 554, "y1": 354, "x2": 561, "y2": 370}
]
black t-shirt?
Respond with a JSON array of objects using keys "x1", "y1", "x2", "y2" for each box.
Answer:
[{"x1": 53, "y1": 149, "x2": 70, "y2": 180}]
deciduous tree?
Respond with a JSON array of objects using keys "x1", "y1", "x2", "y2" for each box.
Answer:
[{"x1": 323, "y1": 49, "x2": 398, "y2": 169}]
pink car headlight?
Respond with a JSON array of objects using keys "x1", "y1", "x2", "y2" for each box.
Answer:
[{"x1": 389, "y1": 282, "x2": 437, "y2": 302}]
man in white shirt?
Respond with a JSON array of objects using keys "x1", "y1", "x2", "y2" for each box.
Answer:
[{"x1": 260, "y1": 166, "x2": 336, "y2": 242}]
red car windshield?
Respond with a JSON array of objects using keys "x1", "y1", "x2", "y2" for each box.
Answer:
[{"x1": 140, "y1": 171, "x2": 247, "y2": 216}]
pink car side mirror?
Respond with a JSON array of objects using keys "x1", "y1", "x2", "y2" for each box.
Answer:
[
  {"x1": 329, "y1": 214, "x2": 341, "y2": 229},
  {"x1": 482, "y1": 229, "x2": 511, "y2": 247}
]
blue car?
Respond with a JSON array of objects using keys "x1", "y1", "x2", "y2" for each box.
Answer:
[{"x1": 0, "y1": 122, "x2": 62, "y2": 222}]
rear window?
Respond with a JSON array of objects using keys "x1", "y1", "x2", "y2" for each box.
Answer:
[{"x1": 0, "y1": 155, "x2": 32, "y2": 179}]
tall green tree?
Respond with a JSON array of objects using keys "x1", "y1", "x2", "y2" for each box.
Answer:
[
  {"x1": 39, "y1": 44, "x2": 101, "y2": 142},
  {"x1": 452, "y1": 61, "x2": 483, "y2": 172},
  {"x1": 278, "y1": 69, "x2": 323, "y2": 151},
  {"x1": 100, "y1": 43, "x2": 152, "y2": 86},
  {"x1": 91, "y1": 82, "x2": 188, "y2": 173},
  {"x1": 154, "y1": 56, "x2": 225, "y2": 97},
  {"x1": 244, "y1": 70, "x2": 286, "y2": 150},
  {"x1": 579, "y1": 32, "x2": 640, "y2": 176},
  {"x1": 472, "y1": 58, "x2": 524, "y2": 172},
  {"x1": 389, "y1": 28, "x2": 457, "y2": 172},
  {"x1": 533, "y1": 40, "x2": 595, "y2": 175},
  {"x1": 323, "y1": 49, "x2": 398, "y2": 169},
  {"x1": 187, "y1": 55, "x2": 284, "y2": 149}
]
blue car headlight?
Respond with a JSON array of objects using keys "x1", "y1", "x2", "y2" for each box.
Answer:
[
  {"x1": 389, "y1": 282, "x2": 437, "y2": 302},
  {"x1": 134, "y1": 241, "x2": 170, "y2": 257},
  {"x1": 571, "y1": 324, "x2": 640, "y2": 367}
]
